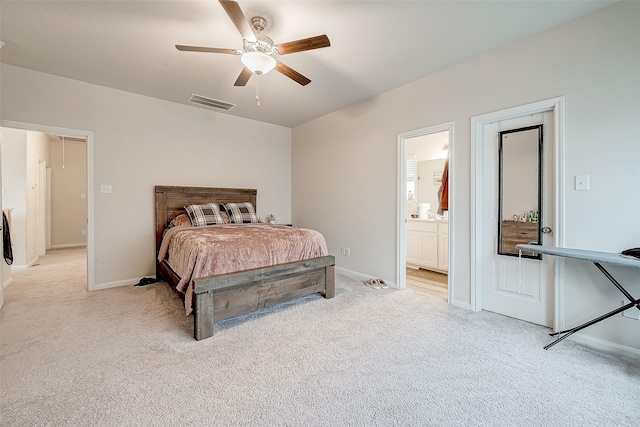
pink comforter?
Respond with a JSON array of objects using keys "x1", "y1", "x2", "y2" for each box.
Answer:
[{"x1": 158, "y1": 224, "x2": 329, "y2": 313}]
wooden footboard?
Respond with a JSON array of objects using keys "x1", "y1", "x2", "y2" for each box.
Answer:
[{"x1": 193, "y1": 255, "x2": 335, "y2": 340}]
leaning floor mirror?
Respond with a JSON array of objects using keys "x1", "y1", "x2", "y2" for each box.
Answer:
[{"x1": 498, "y1": 124, "x2": 543, "y2": 259}]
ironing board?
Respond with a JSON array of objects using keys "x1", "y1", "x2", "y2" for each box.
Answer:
[{"x1": 517, "y1": 244, "x2": 640, "y2": 350}]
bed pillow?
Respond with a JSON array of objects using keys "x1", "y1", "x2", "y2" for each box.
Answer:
[
  {"x1": 184, "y1": 203, "x2": 226, "y2": 227},
  {"x1": 223, "y1": 202, "x2": 259, "y2": 224},
  {"x1": 169, "y1": 213, "x2": 192, "y2": 227}
]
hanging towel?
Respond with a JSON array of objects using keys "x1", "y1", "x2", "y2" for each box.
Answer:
[
  {"x1": 3, "y1": 211, "x2": 13, "y2": 265},
  {"x1": 437, "y1": 157, "x2": 449, "y2": 215}
]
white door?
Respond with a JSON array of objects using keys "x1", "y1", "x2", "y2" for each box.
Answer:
[
  {"x1": 437, "y1": 232, "x2": 449, "y2": 271},
  {"x1": 420, "y1": 232, "x2": 438, "y2": 269},
  {"x1": 46, "y1": 167, "x2": 51, "y2": 250},
  {"x1": 480, "y1": 112, "x2": 555, "y2": 327},
  {"x1": 406, "y1": 230, "x2": 421, "y2": 265},
  {"x1": 37, "y1": 161, "x2": 47, "y2": 256}
]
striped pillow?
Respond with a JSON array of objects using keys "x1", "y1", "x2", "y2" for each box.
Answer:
[
  {"x1": 184, "y1": 203, "x2": 226, "y2": 227},
  {"x1": 223, "y1": 202, "x2": 259, "y2": 224}
]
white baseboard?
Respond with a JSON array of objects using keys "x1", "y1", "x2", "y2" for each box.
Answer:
[
  {"x1": 11, "y1": 259, "x2": 38, "y2": 270},
  {"x1": 3, "y1": 277, "x2": 14, "y2": 290},
  {"x1": 91, "y1": 275, "x2": 157, "y2": 291},
  {"x1": 450, "y1": 299, "x2": 472, "y2": 310},
  {"x1": 11, "y1": 257, "x2": 43, "y2": 272},
  {"x1": 335, "y1": 267, "x2": 397, "y2": 288},
  {"x1": 568, "y1": 333, "x2": 640, "y2": 360},
  {"x1": 50, "y1": 243, "x2": 87, "y2": 249}
]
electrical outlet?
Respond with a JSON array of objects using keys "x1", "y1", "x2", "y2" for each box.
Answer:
[
  {"x1": 622, "y1": 301, "x2": 640, "y2": 320},
  {"x1": 81, "y1": 229, "x2": 86, "y2": 236},
  {"x1": 345, "y1": 248, "x2": 351, "y2": 257},
  {"x1": 100, "y1": 184, "x2": 112, "y2": 194}
]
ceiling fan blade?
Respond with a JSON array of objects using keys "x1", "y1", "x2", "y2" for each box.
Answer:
[
  {"x1": 219, "y1": 0, "x2": 256, "y2": 42},
  {"x1": 234, "y1": 67, "x2": 253, "y2": 86},
  {"x1": 176, "y1": 45, "x2": 239, "y2": 55},
  {"x1": 275, "y1": 62, "x2": 311, "y2": 86},
  {"x1": 276, "y1": 35, "x2": 330, "y2": 55}
]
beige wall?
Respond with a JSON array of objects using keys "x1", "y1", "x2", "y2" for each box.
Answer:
[
  {"x1": 49, "y1": 139, "x2": 87, "y2": 247},
  {"x1": 292, "y1": 2, "x2": 640, "y2": 351},
  {"x1": 1, "y1": 66, "x2": 292, "y2": 287}
]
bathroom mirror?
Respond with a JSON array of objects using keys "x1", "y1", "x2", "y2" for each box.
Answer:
[{"x1": 497, "y1": 125, "x2": 543, "y2": 259}]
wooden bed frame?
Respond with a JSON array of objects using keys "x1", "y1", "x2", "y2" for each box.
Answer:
[{"x1": 155, "y1": 186, "x2": 335, "y2": 340}]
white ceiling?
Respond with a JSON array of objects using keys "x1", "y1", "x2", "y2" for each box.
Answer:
[{"x1": 0, "y1": 1, "x2": 615, "y2": 128}]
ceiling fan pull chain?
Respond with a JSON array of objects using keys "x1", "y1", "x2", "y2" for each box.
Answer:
[{"x1": 255, "y1": 74, "x2": 261, "y2": 107}]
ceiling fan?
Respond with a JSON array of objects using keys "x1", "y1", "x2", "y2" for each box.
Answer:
[{"x1": 176, "y1": 0, "x2": 330, "y2": 87}]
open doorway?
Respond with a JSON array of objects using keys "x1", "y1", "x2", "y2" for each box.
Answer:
[
  {"x1": 397, "y1": 123, "x2": 454, "y2": 302},
  {"x1": 0, "y1": 122, "x2": 93, "y2": 292},
  {"x1": 405, "y1": 131, "x2": 449, "y2": 300}
]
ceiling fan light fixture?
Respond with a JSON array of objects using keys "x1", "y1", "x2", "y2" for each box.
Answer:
[{"x1": 241, "y1": 51, "x2": 276, "y2": 75}]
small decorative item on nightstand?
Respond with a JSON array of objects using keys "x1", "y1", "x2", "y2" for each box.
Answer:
[{"x1": 266, "y1": 213, "x2": 276, "y2": 224}]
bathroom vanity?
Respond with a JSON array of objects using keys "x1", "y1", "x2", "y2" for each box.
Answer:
[{"x1": 406, "y1": 218, "x2": 448, "y2": 273}]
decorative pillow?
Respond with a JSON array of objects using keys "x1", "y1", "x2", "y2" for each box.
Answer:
[
  {"x1": 169, "y1": 213, "x2": 192, "y2": 227},
  {"x1": 184, "y1": 203, "x2": 226, "y2": 227},
  {"x1": 223, "y1": 202, "x2": 259, "y2": 224}
]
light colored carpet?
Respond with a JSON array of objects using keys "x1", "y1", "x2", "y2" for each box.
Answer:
[{"x1": 1, "y1": 248, "x2": 639, "y2": 426}]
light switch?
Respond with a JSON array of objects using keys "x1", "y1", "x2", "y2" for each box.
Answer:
[
  {"x1": 575, "y1": 175, "x2": 589, "y2": 191},
  {"x1": 100, "y1": 184, "x2": 113, "y2": 194}
]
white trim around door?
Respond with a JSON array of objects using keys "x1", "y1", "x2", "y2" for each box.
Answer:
[
  {"x1": 397, "y1": 122, "x2": 459, "y2": 306},
  {"x1": 1, "y1": 120, "x2": 95, "y2": 291},
  {"x1": 470, "y1": 97, "x2": 565, "y2": 332}
]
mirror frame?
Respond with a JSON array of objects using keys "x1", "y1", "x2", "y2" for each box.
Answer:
[{"x1": 497, "y1": 124, "x2": 543, "y2": 259}]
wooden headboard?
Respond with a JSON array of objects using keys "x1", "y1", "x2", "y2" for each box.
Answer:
[{"x1": 155, "y1": 186, "x2": 257, "y2": 252}]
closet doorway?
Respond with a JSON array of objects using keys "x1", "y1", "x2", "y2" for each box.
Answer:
[
  {"x1": 0, "y1": 121, "x2": 94, "y2": 291},
  {"x1": 397, "y1": 123, "x2": 453, "y2": 302}
]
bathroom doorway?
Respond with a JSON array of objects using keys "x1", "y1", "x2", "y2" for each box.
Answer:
[{"x1": 397, "y1": 123, "x2": 453, "y2": 302}]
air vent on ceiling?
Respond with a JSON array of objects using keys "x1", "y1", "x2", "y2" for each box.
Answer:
[
  {"x1": 56, "y1": 135, "x2": 86, "y2": 143},
  {"x1": 188, "y1": 94, "x2": 235, "y2": 111}
]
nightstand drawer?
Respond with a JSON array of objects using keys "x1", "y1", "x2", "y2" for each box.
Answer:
[{"x1": 501, "y1": 221, "x2": 539, "y2": 254}]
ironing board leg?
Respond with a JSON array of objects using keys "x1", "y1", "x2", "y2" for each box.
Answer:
[
  {"x1": 593, "y1": 262, "x2": 638, "y2": 304},
  {"x1": 544, "y1": 300, "x2": 639, "y2": 350},
  {"x1": 545, "y1": 262, "x2": 640, "y2": 350}
]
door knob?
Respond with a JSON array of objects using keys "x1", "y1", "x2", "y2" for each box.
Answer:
[{"x1": 541, "y1": 226, "x2": 552, "y2": 234}]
